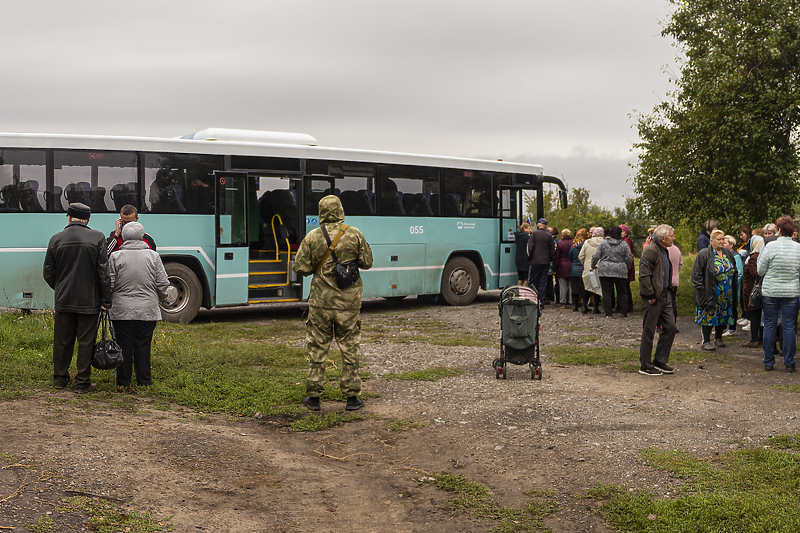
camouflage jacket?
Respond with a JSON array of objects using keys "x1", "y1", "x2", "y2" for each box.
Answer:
[{"x1": 293, "y1": 195, "x2": 373, "y2": 309}]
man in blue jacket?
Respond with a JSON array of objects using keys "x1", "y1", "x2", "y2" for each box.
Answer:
[{"x1": 43, "y1": 203, "x2": 112, "y2": 394}]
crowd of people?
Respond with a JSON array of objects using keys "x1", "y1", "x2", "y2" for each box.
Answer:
[{"x1": 515, "y1": 215, "x2": 800, "y2": 376}]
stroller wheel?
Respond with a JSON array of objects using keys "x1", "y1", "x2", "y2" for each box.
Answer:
[
  {"x1": 495, "y1": 365, "x2": 504, "y2": 379},
  {"x1": 534, "y1": 365, "x2": 542, "y2": 381}
]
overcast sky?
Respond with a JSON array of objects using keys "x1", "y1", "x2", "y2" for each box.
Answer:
[{"x1": 1, "y1": 1, "x2": 679, "y2": 209}]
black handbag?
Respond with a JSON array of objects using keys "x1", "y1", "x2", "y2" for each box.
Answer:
[
  {"x1": 319, "y1": 225, "x2": 360, "y2": 289},
  {"x1": 92, "y1": 310, "x2": 123, "y2": 370},
  {"x1": 749, "y1": 278, "x2": 763, "y2": 310}
]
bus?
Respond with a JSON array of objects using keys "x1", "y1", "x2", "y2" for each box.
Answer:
[{"x1": 0, "y1": 128, "x2": 567, "y2": 322}]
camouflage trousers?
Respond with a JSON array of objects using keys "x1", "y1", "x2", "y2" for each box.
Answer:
[{"x1": 305, "y1": 306, "x2": 361, "y2": 397}]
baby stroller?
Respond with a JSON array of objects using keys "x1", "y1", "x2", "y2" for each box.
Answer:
[{"x1": 493, "y1": 285, "x2": 542, "y2": 380}]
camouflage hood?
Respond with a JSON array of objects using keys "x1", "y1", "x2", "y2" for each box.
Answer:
[{"x1": 319, "y1": 195, "x2": 345, "y2": 224}]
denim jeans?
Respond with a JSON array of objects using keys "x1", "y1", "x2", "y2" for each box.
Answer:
[{"x1": 762, "y1": 296, "x2": 798, "y2": 367}]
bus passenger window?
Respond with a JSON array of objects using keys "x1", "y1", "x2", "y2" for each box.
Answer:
[
  {"x1": 377, "y1": 165, "x2": 439, "y2": 217},
  {"x1": 0, "y1": 149, "x2": 47, "y2": 212},
  {"x1": 54, "y1": 150, "x2": 137, "y2": 214},
  {"x1": 443, "y1": 169, "x2": 493, "y2": 218},
  {"x1": 143, "y1": 153, "x2": 223, "y2": 214}
]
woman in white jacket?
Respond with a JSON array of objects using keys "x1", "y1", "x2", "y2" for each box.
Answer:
[
  {"x1": 108, "y1": 222, "x2": 169, "y2": 390},
  {"x1": 578, "y1": 227, "x2": 605, "y2": 314}
]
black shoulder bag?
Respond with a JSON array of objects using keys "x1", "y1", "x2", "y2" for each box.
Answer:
[
  {"x1": 92, "y1": 310, "x2": 123, "y2": 370},
  {"x1": 318, "y1": 224, "x2": 360, "y2": 289}
]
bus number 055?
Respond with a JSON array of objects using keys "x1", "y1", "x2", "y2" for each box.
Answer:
[{"x1": 409, "y1": 225, "x2": 424, "y2": 235}]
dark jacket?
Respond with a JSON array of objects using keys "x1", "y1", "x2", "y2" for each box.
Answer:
[
  {"x1": 553, "y1": 238, "x2": 574, "y2": 278},
  {"x1": 513, "y1": 230, "x2": 530, "y2": 272},
  {"x1": 527, "y1": 228, "x2": 555, "y2": 266},
  {"x1": 639, "y1": 242, "x2": 673, "y2": 301},
  {"x1": 623, "y1": 236, "x2": 636, "y2": 282},
  {"x1": 742, "y1": 252, "x2": 760, "y2": 312},
  {"x1": 691, "y1": 246, "x2": 738, "y2": 312},
  {"x1": 569, "y1": 242, "x2": 583, "y2": 277},
  {"x1": 697, "y1": 229, "x2": 710, "y2": 253},
  {"x1": 43, "y1": 221, "x2": 112, "y2": 313}
]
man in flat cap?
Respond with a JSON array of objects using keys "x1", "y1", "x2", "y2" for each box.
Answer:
[{"x1": 43, "y1": 202, "x2": 112, "y2": 394}]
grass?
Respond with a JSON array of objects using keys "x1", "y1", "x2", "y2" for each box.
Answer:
[
  {"x1": 425, "y1": 471, "x2": 559, "y2": 532},
  {"x1": 546, "y1": 345, "x2": 705, "y2": 373},
  {"x1": 55, "y1": 496, "x2": 174, "y2": 532},
  {"x1": 383, "y1": 367, "x2": 464, "y2": 381},
  {"x1": 385, "y1": 418, "x2": 425, "y2": 431},
  {"x1": 591, "y1": 443, "x2": 800, "y2": 532},
  {"x1": 288, "y1": 411, "x2": 373, "y2": 432}
]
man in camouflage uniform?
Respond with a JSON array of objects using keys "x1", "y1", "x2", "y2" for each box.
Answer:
[{"x1": 292, "y1": 195, "x2": 373, "y2": 411}]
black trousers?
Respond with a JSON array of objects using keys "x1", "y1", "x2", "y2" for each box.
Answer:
[
  {"x1": 53, "y1": 311, "x2": 99, "y2": 388},
  {"x1": 640, "y1": 290, "x2": 677, "y2": 370},
  {"x1": 113, "y1": 320, "x2": 158, "y2": 387},
  {"x1": 599, "y1": 277, "x2": 628, "y2": 316},
  {"x1": 528, "y1": 264, "x2": 549, "y2": 306}
]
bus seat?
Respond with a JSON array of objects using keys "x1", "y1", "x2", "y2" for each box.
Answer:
[
  {"x1": 44, "y1": 186, "x2": 64, "y2": 212},
  {"x1": 340, "y1": 189, "x2": 374, "y2": 216},
  {"x1": 381, "y1": 191, "x2": 406, "y2": 216},
  {"x1": 416, "y1": 192, "x2": 435, "y2": 216},
  {"x1": 89, "y1": 187, "x2": 109, "y2": 213},
  {"x1": 270, "y1": 189, "x2": 298, "y2": 242},
  {"x1": 0, "y1": 183, "x2": 20, "y2": 211},
  {"x1": 64, "y1": 182, "x2": 90, "y2": 205},
  {"x1": 305, "y1": 191, "x2": 325, "y2": 216},
  {"x1": 110, "y1": 182, "x2": 138, "y2": 212},
  {"x1": 19, "y1": 180, "x2": 44, "y2": 212},
  {"x1": 444, "y1": 193, "x2": 462, "y2": 217}
]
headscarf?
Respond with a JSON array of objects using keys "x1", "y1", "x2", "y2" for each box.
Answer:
[
  {"x1": 590, "y1": 227, "x2": 604, "y2": 238},
  {"x1": 619, "y1": 224, "x2": 630, "y2": 236},
  {"x1": 750, "y1": 235, "x2": 764, "y2": 255}
]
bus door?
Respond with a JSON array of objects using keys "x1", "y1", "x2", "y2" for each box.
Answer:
[
  {"x1": 215, "y1": 171, "x2": 250, "y2": 305},
  {"x1": 498, "y1": 186, "x2": 526, "y2": 288}
]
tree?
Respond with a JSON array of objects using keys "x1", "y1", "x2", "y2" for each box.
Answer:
[{"x1": 633, "y1": 0, "x2": 800, "y2": 231}]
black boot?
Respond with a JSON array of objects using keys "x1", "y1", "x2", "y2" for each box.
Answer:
[
  {"x1": 302, "y1": 396, "x2": 321, "y2": 411},
  {"x1": 572, "y1": 295, "x2": 580, "y2": 312},
  {"x1": 345, "y1": 397, "x2": 365, "y2": 411}
]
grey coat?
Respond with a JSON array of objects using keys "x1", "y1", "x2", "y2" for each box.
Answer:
[
  {"x1": 108, "y1": 241, "x2": 170, "y2": 321},
  {"x1": 591, "y1": 238, "x2": 634, "y2": 279}
]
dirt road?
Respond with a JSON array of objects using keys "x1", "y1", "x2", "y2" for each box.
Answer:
[{"x1": 1, "y1": 293, "x2": 797, "y2": 532}]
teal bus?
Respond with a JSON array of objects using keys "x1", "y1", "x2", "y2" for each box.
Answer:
[{"x1": 0, "y1": 128, "x2": 567, "y2": 322}]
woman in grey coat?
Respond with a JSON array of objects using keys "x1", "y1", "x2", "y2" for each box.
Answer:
[
  {"x1": 108, "y1": 222, "x2": 169, "y2": 390},
  {"x1": 591, "y1": 225, "x2": 634, "y2": 318}
]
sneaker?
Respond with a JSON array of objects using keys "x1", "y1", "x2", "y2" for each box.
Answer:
[
  {"x1": 345, "y1": 397, "x2": 365, "y2": 411},
  {"x1": 787, "y1": 364, "x2": 796, "y2": 373},
  {"x1": 742, "y1": 324, "x2": 751, "y2": 332},
  {"x1": 765, "y1": 365, "x2": 774, "y2": 372},
  {"x1": 742, "y1": 341, "x2": 760, "y2": 348},
  {"x1": 737, "y1": 318, "x2": 750, "y2": 327},
  {"x1": 714, "y1": 339, "x2": 726, "y2": 348},
  {"x1": 722, "y1": 329, "x2": 735, "y2": 337},
  {"x1": 73, "y1": 383, "x2": 97, "y2": 395},
  {"x1": 653, "y1": 362, "x2": 675, "y2": 374},
  {"x1": 639, "y1": 367, "x2": 663, "y2": 376},
  {"x1": 302, "y1": 396, "x2": 321, "y2": 411},
  {"x1": 702, "y1": 342, "x2": 716, "y2": 351}
]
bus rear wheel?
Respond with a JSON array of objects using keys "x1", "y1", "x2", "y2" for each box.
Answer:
[
  {"x1": 161, "y1": 263, "x2": 203, "y2": 323},
  {"x1": 440, "y1": 257, "x2": 479, "y2": 306}
]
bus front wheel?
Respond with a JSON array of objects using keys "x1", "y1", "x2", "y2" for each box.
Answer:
[
  {"x1": 161, "y1": 263, "x2": 203, "y2": 323},
  {"x1": 440, "y1": 257, "x2": 479, "y2": 306}
]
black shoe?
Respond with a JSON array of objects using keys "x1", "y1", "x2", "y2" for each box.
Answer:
[
  {"x1": 653, "y1": 362, "x2": 675, "y2": 374},
  {"x1": 73, "y1": 383, "x2": 97, "y2": 395},
  {"x1": 639, "y1": 367, "x2": 662, "y2": 376},
  {"x1": 302, "y1": 396, "x2": 321, "y2": 411},
  {"x1": 765, "y1": 365, "x2": 774, "y2": 372},
  {"x1": 593, "y1": 308, "x2": 601, "y2": 314},
  {"x1": 345, "y1": 397, "x2": 365, "y2": 411},
  {"x1": 581, "y1": 308, "x2": 589, "y2": 314},
  {"x1": 53, "y1": 380, "x2": 68, "y2": 390},
  {"x1": 620, "y1": 313, "x2": 628, "y2": 318},
  {"x1": 714, "y1": 339, "x2": 726, "y2": 348},
  {"x1": 787, "y1": 364, "x2": 796, "y2": 373}
]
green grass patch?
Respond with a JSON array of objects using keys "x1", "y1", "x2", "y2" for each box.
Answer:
[
  {"x1": 383, "y1": 367, "x2": 464, "y2": 381},
  {"x1": 547, "y1": 345, "x2": 706, "y2": 372},
  {"x1": 56, "y1": 496, "x2": 173, "y2": 532},
  {"x1": 774, "y1": 384, "x2": 800, "y2": 393},
  {"x1": 425, "y1": 471, "x2": 559, "y2": 531},
  {"x1": 573, "y1": 335, "x2": 600, "y2": 343},
  {"x1": 386, "y1": 418, "x2": 425, "y2": 431},
  {"x1": 585, "y1": 483, "x2": 626, "y2": 499},
  {"x1": 766, "y1": 433, "x2": 800, "y2": 451},
  {"x1": 597, "y1": 446, "x2": 800, "y2": 532},
  {"x1": 289, "y1": 411, "x2": 373, "y2": 432}
]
